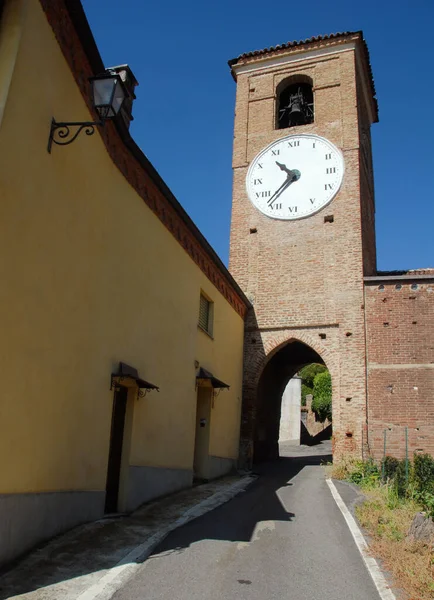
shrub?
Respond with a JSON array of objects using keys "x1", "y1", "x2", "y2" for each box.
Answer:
[
  {"x1": 394, "y1": 459, "x2": 409, "y2": 498},
  {"x1": 413, "y1": 453, "x2": 434, "y2": 496},
  {"x1": 348, "y1": 459, "x2": 380, "y2": 488},
  {"x1": 412, "y1": 453, "x2": 434, "y2": 517},
  {"x1": 382, "y1": 456, "x2": 400, "y2": 481},
  {"x1": 332, "y1": 453, "x2": 434, "y2": 515},
  {"x1": 340, "y1": 453, "x2": 434, "y2": 519},
  {"x1": 298, "y1": 363, "x2": 326, "y2": 387},
  {"x1": 416, "y1": 491, "x2": 434, "y2": 518},
  {"x1": 311, "y1": 371, "x2": 332, "y2": 422},
  {"x1": 348, "y1": 461, "x2": 365, "y2": 485},
  {"x1": 299, "y1": 363, "x2": 326, "y2": 406}
]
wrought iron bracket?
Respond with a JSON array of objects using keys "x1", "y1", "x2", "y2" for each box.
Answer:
[
  {"x1": 47, "y1": 118, "x2": 104, "y2": 153},
  {"x1": 110, "y1": 374, "x2": 160, "y2": 400},
  {"x1": 137, "y1": 387, "x2": 160, "y2": 399},
  {"x1": 136, "y1": 386, "x2": 160, "y2": 400},
  {"x1": 110, "y1": 374, "x2": 126, "y2": 391}
]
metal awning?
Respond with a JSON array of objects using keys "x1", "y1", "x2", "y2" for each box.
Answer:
[
  {"x1": 110, "y1": 362, "x2": 159, "y2": 394},
  {"x1": 196, "y1": 367, "x2": 230, "y2": 389}
]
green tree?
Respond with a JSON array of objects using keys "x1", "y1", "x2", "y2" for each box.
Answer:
[
  {"x1": 311, "y1": 370, "x2": 332, "y2": 422},
  {"x1": 299, "y1": 363, "x2": 326, "y2": 405}
]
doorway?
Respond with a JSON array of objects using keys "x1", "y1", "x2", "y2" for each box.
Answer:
[
  {"x1": 105, "y1": 385, "x2": 128, "y2": 513},
  {"x1": 254, "y1": 340, "x2": 330, "y2": 462},
  {"x1": 193, "y1": 387, "x2": 212, "y2": 480}
]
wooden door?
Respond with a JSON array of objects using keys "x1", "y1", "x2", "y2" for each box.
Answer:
[{"x1": 105, "y1": 386, "x2": 128, "y2": 513}]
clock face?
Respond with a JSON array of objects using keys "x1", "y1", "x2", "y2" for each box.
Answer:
[{"x1": 246, "y1": 134, "x2": 344, "y2": 220}]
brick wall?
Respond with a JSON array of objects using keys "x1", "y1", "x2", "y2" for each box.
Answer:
[{"x1": 365, "y1": 273, "x2": 434, "y2": 459}]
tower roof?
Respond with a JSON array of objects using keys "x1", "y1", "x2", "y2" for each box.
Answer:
[{"x1": 228, "y1": 31, "x2": 378, "y2": 122}]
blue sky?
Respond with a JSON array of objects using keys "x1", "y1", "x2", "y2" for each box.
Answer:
[{"x1": 82, "y1": 0, "x2": 433, "y2": 271}]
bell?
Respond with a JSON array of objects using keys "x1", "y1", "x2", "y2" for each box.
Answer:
[{"x1": 288, "y1": 96, "x2": 306, "y2": 125}]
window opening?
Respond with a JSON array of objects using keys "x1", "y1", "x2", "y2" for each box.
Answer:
[{"x1": 198, "y1": 293, "x2": 213, "y2": 337}]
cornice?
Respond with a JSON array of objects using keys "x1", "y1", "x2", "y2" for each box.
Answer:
[
  {"x1": 39, "y1": 0, "x2": 249, "y2": 319},
  {"x1": 364, "y1": 273, "x2": 434, "y2": 283}
]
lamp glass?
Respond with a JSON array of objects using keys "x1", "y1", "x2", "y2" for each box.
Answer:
[
  {"x1": 92, "y1": 76, "x2": 124, "y2": 119},
  {"x1": 112, "y1": 80, "x2": 126, "y2": 116}
]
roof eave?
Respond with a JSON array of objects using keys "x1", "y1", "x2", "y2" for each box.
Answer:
[{"x1": 228, "y1": 31, "x2": 378, "y2": 122}]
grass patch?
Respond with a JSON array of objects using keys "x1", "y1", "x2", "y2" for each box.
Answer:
[{"x1": 357, "y1": 486, "x2": 434, "y2": 600}]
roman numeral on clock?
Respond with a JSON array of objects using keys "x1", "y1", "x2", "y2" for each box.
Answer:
[
  {"x1": 253, "y1": 178, "x2": 262, "y2": 185},
  {"x1": 288, "y1": 206, "x2": 297, "y2": 213},
  {"x1": 326, "y1": 167, "x2": 336, "y2": 174},
  {"x1": 325, "y1": 153, "x2": 332, "y2": 160},
  {"x1": 256, "y1": 191, "x2": 271, "y2": 198},
  {"x1": 271, "y1": 149, "x2": 280, "y2": 156},
  {"x1": 287, "y1": 141, "x2": 300, "y2": 148},
  {"x1": 257, "y1": 163, "x2": 263, "y2": 169},
  {"x1": 325, "y1": 183, "x2": 334, "y2": 190},
  {"x1": 310, "y1": 198, "x2": 316, "y2": 204},
  {"x1": 273, "y1": 203, "x2": 282, "y2": 210}
]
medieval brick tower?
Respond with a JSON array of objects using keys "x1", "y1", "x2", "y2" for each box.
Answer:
[{"x1": 228, "y1": 32, "x2": 379, "y2": 463}]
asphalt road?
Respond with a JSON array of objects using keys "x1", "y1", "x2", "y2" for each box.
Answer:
[{"x1": 112, "y1": 442, "x2": 380, "y2": 600}]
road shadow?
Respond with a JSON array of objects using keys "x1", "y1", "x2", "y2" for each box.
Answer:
[
  {"x1": 0, "y1": 445, "x2": 331, "y2": 599},
  {"x1": 150, "y1": 445, "x2": 332, "y2": 556}
]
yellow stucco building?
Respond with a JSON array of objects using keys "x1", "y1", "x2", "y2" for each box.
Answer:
[{"x1": 0, "y1": 0, "x2": 248, "y2": 566}]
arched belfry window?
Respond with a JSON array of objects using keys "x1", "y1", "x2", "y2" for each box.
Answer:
[{"x1": 276, "y1": 77, "x2": 314, "y2": 130}]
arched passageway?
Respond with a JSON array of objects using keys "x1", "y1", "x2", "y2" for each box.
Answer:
[{"x1": 254, "y1": 339, "x2": 329, "y2": 462}]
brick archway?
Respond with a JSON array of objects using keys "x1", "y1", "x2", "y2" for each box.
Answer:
[
  {"x1": 240, "y1": 329, "x2": 339, "y2": 467},
  {"x1": 257, "y1": 331, "x2": 337, "y2": 388}
]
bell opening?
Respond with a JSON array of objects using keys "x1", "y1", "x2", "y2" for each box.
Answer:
[{"x1": 277, "y1": 82, "x2": 314, "y2": 130}]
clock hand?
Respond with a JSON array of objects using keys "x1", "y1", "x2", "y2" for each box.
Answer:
[
  {"x1": 267, "y1": 176, "x2": 292, "y2": 206},
  {"x1": 268, "y1": 177, "x2": 293, "y2": 207},
  {"x1": 268, "y1": 164, "x2": 301, "y2": 207},
  {"x1": 275, "y1": 161, "x2": 301, "y2": 182},
  {"x1": 276, "y1": 161, "x2": 293, "y2": 176}
]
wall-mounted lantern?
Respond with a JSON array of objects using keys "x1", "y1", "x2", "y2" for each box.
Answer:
[{"x1": 47, "y1": 73, "x2": 126, "y2": 153}]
